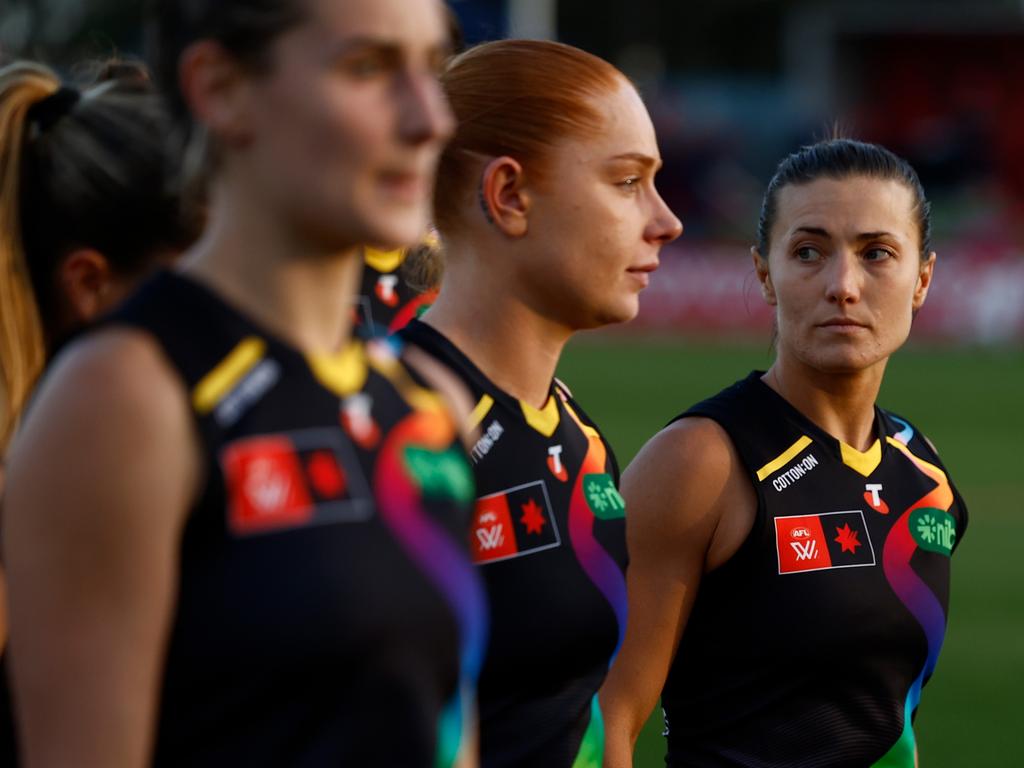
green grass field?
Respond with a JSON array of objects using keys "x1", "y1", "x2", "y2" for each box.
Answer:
[{"x1": 556, "y1": 336, "x2": 1024, "y2": 767}]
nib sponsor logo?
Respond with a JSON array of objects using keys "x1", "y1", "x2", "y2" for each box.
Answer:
[
  {"x1": 470, "y1": 480, "x2": 561, "y2": 564},
  {"x1": 910, "y1": 507, "x2": 957, "y2": 557},
  {"x1": 775, "y1": 510, "x2": 876, "y2": 574},
  {"x1": 583, "y1": 473, "x2": 626, "y2": 520}
]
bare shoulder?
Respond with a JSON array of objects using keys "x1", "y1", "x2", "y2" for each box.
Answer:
[
  {"x1": 623, "y1": 417, "x2": 738, "y2": 524},
  {"x1": 19, "y1": 329, "x2": 189, "y2": 441},
  {"x1": 623, "y1": 416, "x2": 753, "y2": 566},
  {"x1": 6, "y1": 327, "x2": 200, "y2": 528}
]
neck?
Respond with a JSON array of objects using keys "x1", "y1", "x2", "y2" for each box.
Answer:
[
  {"x1": 763, "y1": 352, "x2": 887, "y2": 451},
  {"x1": 181, "y1": 181, "x2": 362, "y2": 355},
  {"x1": 423, "y1": 246, "x2": 570, "y2": 408}
]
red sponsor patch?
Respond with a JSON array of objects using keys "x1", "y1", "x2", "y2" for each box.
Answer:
[
  {"x1": 222, "y1": 436, "x2": 314, "y2": 535},
  {"x1": 470, "y1": 481, "x2": 561, "y2": 564},
  {"x1": 776, "y1": 514, "x2": 832, "y2": 573},
  {"x1": 775, "y1": 510, "x2": 876, "y2": 575},
  {"x1": 471, "y1": 493, "x2": 518, "y2": 562}
]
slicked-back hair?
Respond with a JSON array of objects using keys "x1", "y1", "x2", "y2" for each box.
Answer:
[{"x1": 757, "y1": 139, "x2": 932, "y2": 258}]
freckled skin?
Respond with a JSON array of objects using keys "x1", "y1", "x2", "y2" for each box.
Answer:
[{"x1": 516, "y1": 83, "x2": 681, "y2": 330}]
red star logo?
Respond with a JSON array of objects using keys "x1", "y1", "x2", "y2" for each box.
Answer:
[
  {"x1": 834, "y1": 523, "x2": 861, "y2": 554},
  {"x1": 520, "y1": 498, "x2": 546, "y2": 535}
]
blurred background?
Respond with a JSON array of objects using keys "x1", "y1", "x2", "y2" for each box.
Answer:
[{"x1": 3, "y1": 0, "x2": 1021, "y2": 764}]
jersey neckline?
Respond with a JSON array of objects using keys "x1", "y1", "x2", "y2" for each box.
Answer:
[
  {"x1": 748, "y1": 370, "x2": 890, "y2": 477},
  {"x1": 160, "y1": 269, "x2": 369, "y2": 398},
  {"x1": 403, "y1": 319, "x2": 563, "y2": 437}
]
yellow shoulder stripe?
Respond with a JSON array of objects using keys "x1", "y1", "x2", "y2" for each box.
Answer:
[
  {"x1": 467, "y1": 394, "x2": 494, "y2": 431},
  {"x1": 192, "y1": 337, "x2": 266, "y2": 414},
  {"x1": 840, "y1": 439, "x2": 882, "y2": 477},
  {"x1": 364, "y1": 246, "x2": 405, "y2": 273},
  {"x1": 520, "y1": 395, "x2": 560, "y2": 438},
  {"x1": 307, "y1": 341, "x2": 367, "y2": 398},
  {"x1": 756, "y1": 435, "x2": 813, "y2": 481}
]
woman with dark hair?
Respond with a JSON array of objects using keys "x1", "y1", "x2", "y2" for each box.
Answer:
[
  {"x1": 3, "y1": 1, "x2": 485, "y2": 766},
  {"x1": 0, "y1": 58, "x2": 191, "y2": 460},
  {"x1": 400, "y1": 39, "x2": 681, "y2": 767},
  {"x1": 0, "y1": 56, "x2": 194, "y2": 766},
  {"x1": 601, "y1": 139, "x2": 968, "y2": 768}
]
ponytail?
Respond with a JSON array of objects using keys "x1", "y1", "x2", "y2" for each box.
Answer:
[
  {"x1": 0, "y1": 58, "x2": 194, "y2": 453},
  {"x1": 0, "y1": 63, "x2": 59, "y2": 452}
]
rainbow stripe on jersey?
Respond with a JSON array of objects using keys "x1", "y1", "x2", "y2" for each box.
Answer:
[
  {"x1": 873, "y1": 423, "x2": 953, "y2": 768},
  {"x1": 563, "y1": 396, "x2": 628, "y2": 768},
  {"x1": 374, "y1": 404, "x2": 488, "y2": 768}
]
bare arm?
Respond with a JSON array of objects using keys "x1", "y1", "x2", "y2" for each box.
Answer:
[
  {"x1": 600, "y1": 418, "x2": 754, "y2": 768},
  {"x1": 3, "y1": 330, "x2": 200, "y2": 768}
]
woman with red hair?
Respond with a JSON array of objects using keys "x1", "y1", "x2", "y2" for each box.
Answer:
[{"x1": 400, "y1": 39, "x2": 682, "y2": 767}]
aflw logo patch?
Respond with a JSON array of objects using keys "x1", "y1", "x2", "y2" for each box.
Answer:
[
  {"x1": 470, "y1": 480, "x2": 561, "y2": 564},
  {"x1": 775, "y1": 510, "x2": 876, "y2": 575},
  {"x1": 221, "y1": 429, "x2": 373, "y2": 536}
]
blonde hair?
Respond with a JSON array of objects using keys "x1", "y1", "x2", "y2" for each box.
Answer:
[{"x1": 0, "y1": 62, "x2": 58, "y2": 452}]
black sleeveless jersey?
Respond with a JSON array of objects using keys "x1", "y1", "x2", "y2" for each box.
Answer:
[
  {"x1": 105, "y1": 271, "x2": 486, "y2": 767},
  {"x1": 661, "y1": 371, "x2": 968, "y2": 768},
  {"x1": 399, "y1": 320, "x2": 628, "y2": 768},
  {"x1": 356, "y1": 247, "x2": 437, "y2": 338}
]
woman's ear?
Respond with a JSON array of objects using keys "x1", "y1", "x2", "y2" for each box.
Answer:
[
  {"x1": 752, "y1": 246, "x2": 776, "y2": 306},
  {"x1": 912, "y1": 251, "x2": 936, "y2": 311},
  {"x1": 479, "y1": 156, "x2": 530, "y2": 238},
  {"x1": 58, "y1": 248, "x2": 113, "y2": 324},
  {"x1": 178, "y1": 39, "x2": 254, "y2": 148}
]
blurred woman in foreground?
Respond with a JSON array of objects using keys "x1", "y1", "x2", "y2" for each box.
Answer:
[{"x1": 3, "y1": 0, "x2": 486, "y2": 765}]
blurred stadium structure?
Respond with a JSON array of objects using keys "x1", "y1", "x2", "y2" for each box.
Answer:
[{"x1": 3, "y1": 0, "x2": 1023, "y2": 342}]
